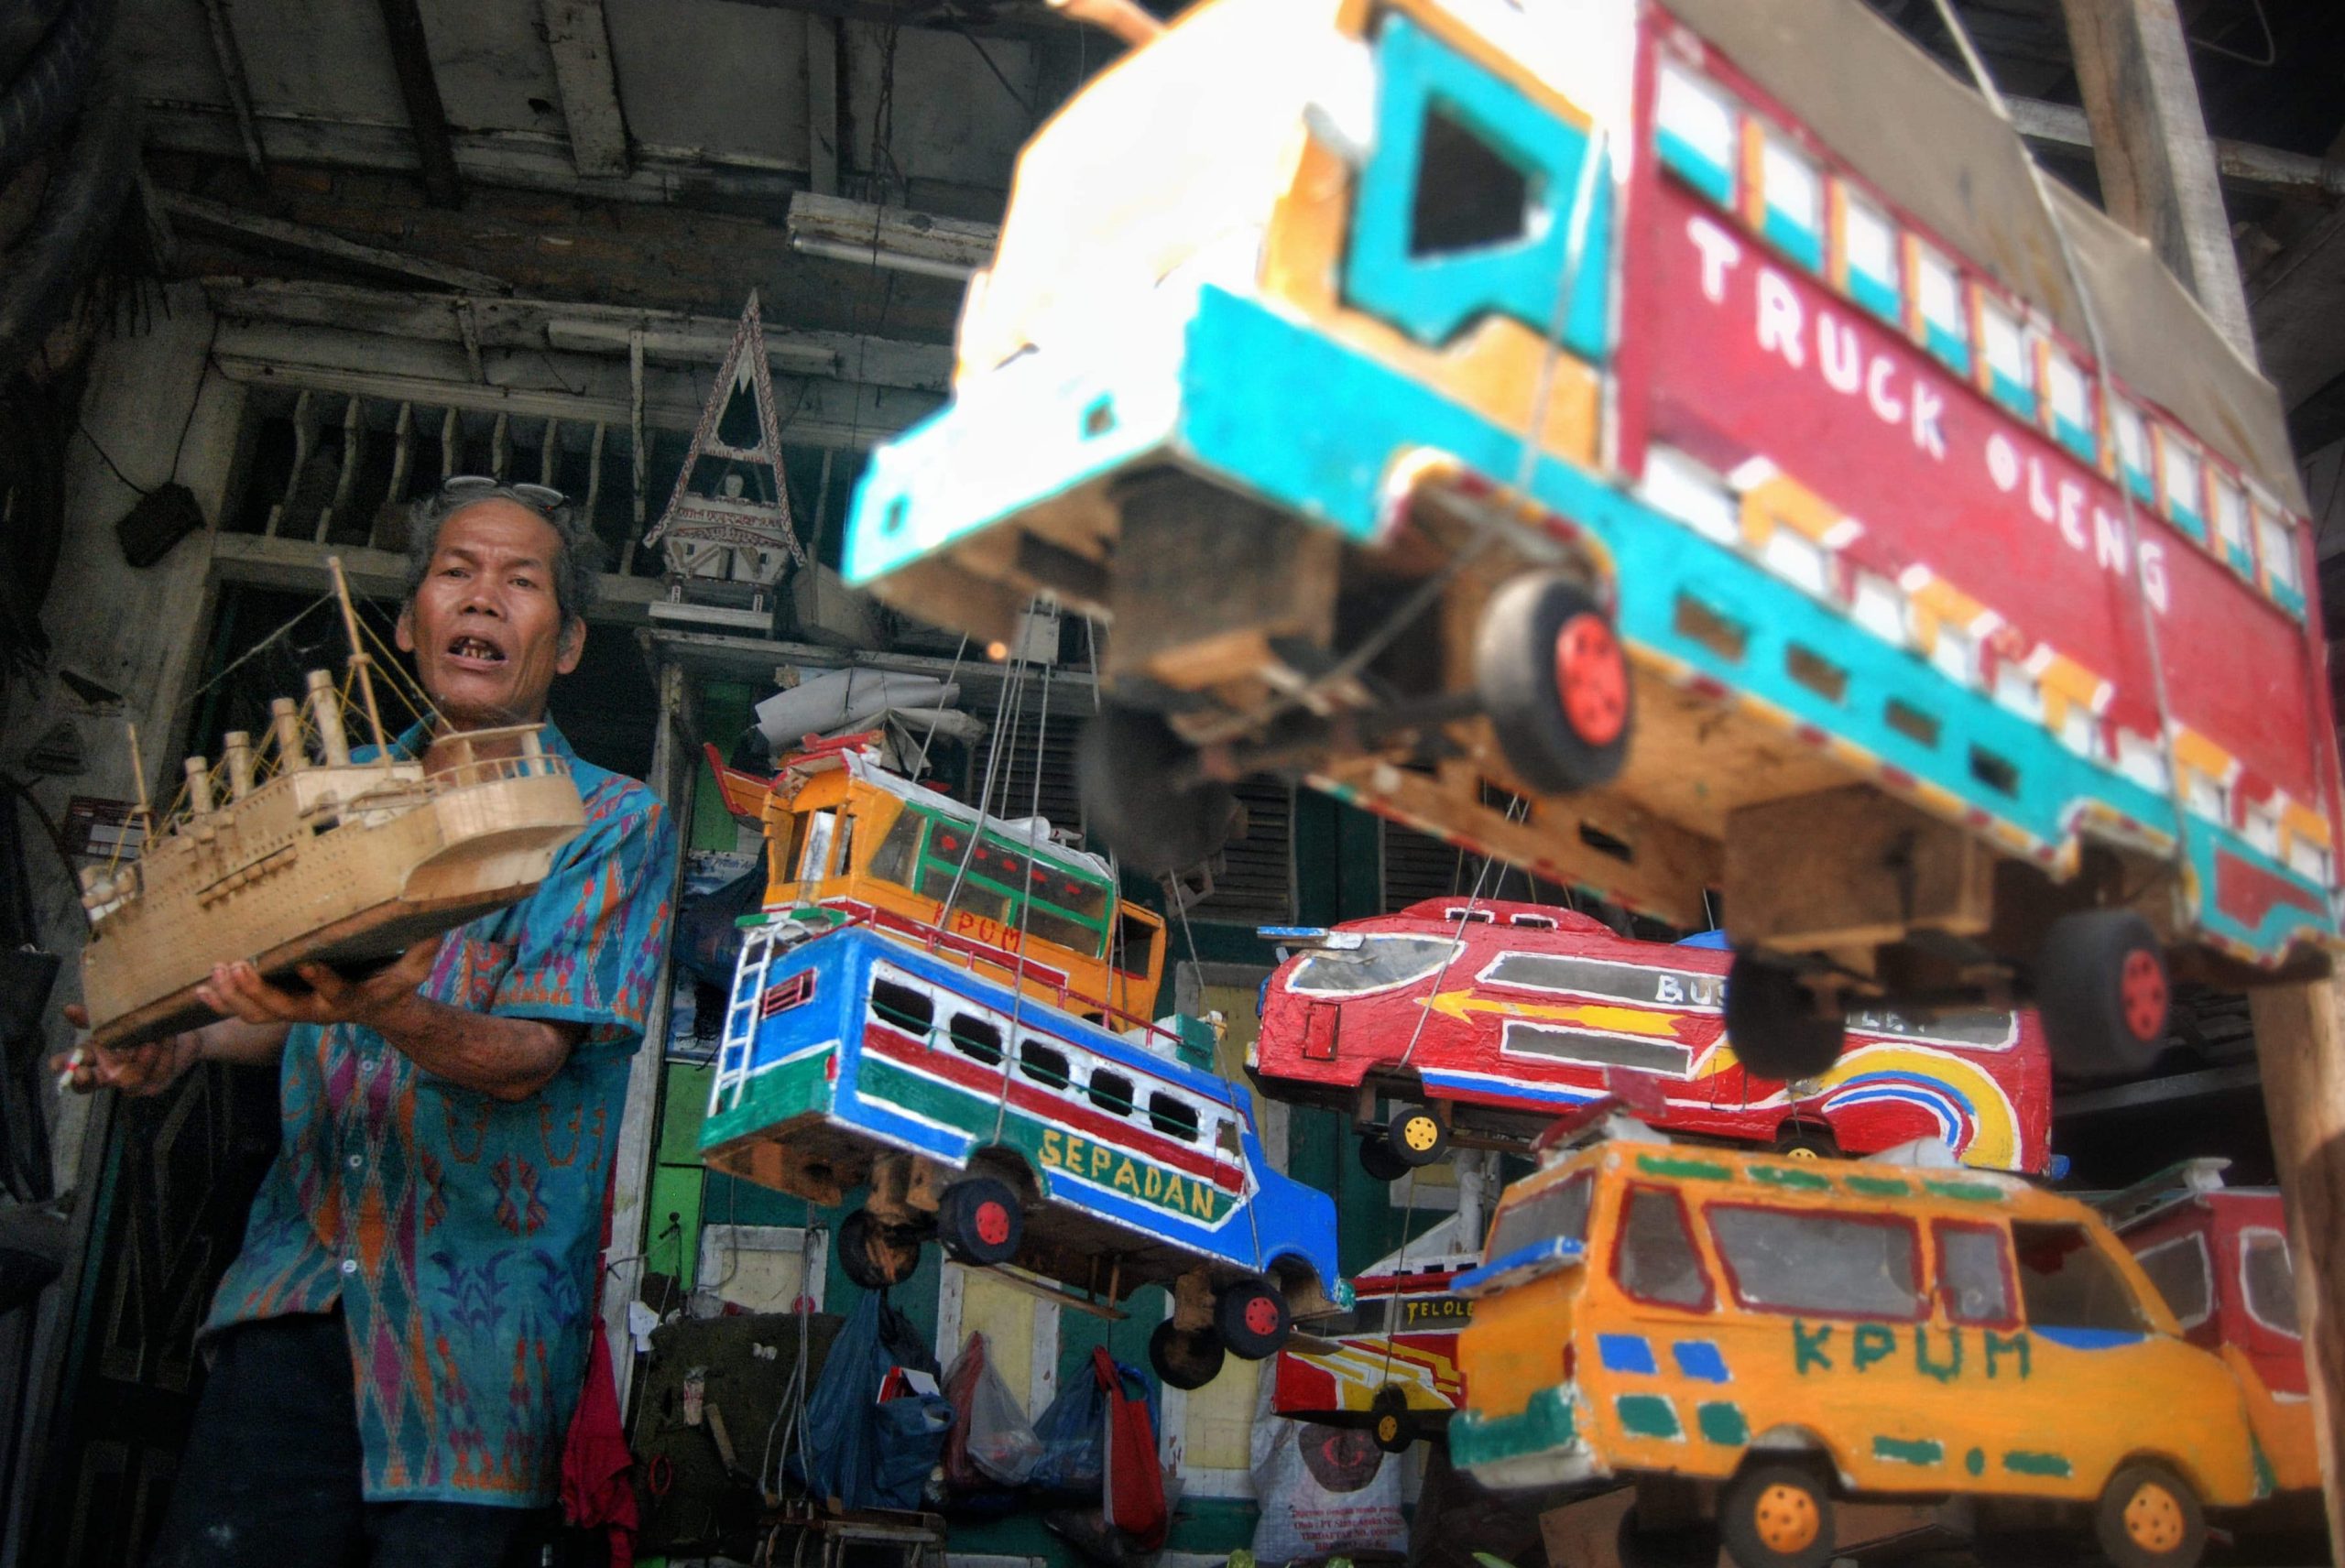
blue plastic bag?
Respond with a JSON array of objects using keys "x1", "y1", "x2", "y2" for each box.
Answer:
[
  {"x1": 796, "y1": 1291, "x2": 952, "y2": 1511},
  {"x1": 1029, "y1": 1356, "x2": 1156, "y2": 1501}
]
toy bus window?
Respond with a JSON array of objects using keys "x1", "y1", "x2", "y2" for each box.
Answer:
[
  {"x1": 2113, "y1": 399, "x2": 2154, "y2": 502},
  {"x1": 2157, "y1": 430, "x2": 2206, "y2": 540},
  {"x1": 2210, "y1": 473, "x2": 2252, "y2": 572},
  {"x1": 1510, "y1": 912, "x2": 1557, "y2": 929},
  {"x1": 2132, "y1": 1234, "x2": 2213, "y2": 1329},
  {"x1": 2240, "y1": 1228, "x2": 2300, "y2": 1337},
  {"x1": 1838, "y1": 187, "x2": 1900, "y2": 324},
  {"x1": 1088, "y1": 1068, "x2": 1135, "y2": 1116},
  {"x1": 1756, "y1": 131, "x2": 1823, "y2": 272},
  {"x1": 801, "y1": 810, "x2": 840, "y2": 880},
  {"x1": 1149, "y1": 1093, "x2": 1200, "y2": 1142},
  {"x1": 2184, "y1": 768, "x2": 2228, "y2": 827},
  {"x1": 1928, "y1": 620, "x2": 1977, "y2": 690},
  {"x1": 1910, "y1": 241, "x2": 1969, "y2": 376},
  {"x1": 2243, "y1": 799, "x2": 2282, "y2": 857},
  {"x1": 920, "y1": 864, "x2": 1010, "y2": 923},
  {"x1": 1445, "y1": 906, "x2": 1497, "y2": 923},
  {"x1": 1849, "y1": 571, "x2": 1908, "y2": 648},
  {"x1": 1976, "y1": 296, "x2": 2034, "y2": 419},
  {"x1": 868, "y1": 809, "x2": 924, "y2": 887},
  {"x1": 1653, "y1": 61, "x2": 1736, "y2": 205},
  {"x1": 1487, "y1": 1171, "x2": 1592, "y2": 1262},
  {"x1": 2043, "y1": 344, "x2": 2096, "y2": 463},
  {"x1": 1288, "y1": 934, "x2": 1458, "y2": 996},
  {"x1": 1614, "y1": 1185, "x2": 1713, "y2": 1311},
  {"x1": 2011, "y1": 1221, "x2": 2149, "y2": 1334},
  {"x1": 947, "y1": 1011, "x2": 1005, "y2": 1067},
  {"x1": 2256, "y1": 506, "x2": 2301, "y2": 598},
  {"x1": 1113, "y1": 909, "x2": 1160, "y2": 978},
  {"x1": 1018, "y1": 1040, "x2": 1071, "y2": 1090},
  {"x1": 1409, "y1": 107, "x2": 1531, "y2": 258},
  {"x1": 870, "y1": 977, "x2": 933, "y2": 1038},
  {"x1": 1706, "y1": 1204, "x2": 1921, "y2": 1320},
  {"x1": 1215, "y1": 1117, "x2": 1242, "y2": 1157},
  {"x1": 1935, "y1": 1221, "x2": 2015, "y2": 1326}
]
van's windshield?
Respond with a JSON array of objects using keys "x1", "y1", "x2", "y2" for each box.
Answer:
[{"x1": 1487, "y1": 1171, "x2": 1593, "y2": 1261}]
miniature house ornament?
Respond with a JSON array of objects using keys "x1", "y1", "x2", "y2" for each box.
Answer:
[{"x1": 644, "y1": 291, "x2": 809, "y2": 632}]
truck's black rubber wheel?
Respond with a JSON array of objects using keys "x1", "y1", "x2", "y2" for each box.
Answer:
[
  {"x1": 1476, "y1": 572, "x2": 1632, "y2": 795},
  {"x1": 1387, "y1": 1104, "x2": 1449, "y2": 1167},
  {"x1": 1215, "y1": 1274, "x2": 1291, "y2": 1359},
  {"x1": 2095, "y1": 1461, "x2": 2206, "y2": 1568},
  {"x1": 836, "y1": 1207, "x2": 921, "y2": 1290},
  {"x1": 937, "y1": 1176, "x2": 1022, "y2": 1266},
  {"x1": 1358, "y1": 1134, "x2": 1411, "y2": 1182},
  {"x1": 1369, "y1": 1387, "x2": 1414, "y2": 1454},
  {"x1": 1718, "y1": 1462, "x2": 1836, "y2": 1568},
  {"x1": 1724, "y1": 952, "x2": 1846, "y2": 1082},
  {"x1": 1148, "y1": 1320, "x2": 1225, "y2": 1390},
  {"x1": 1074, "y1": 703, "x2": 1235, "y2": 874},
  {"x1": 2036, "y1": 909, "x2": 2172, "y2": 1079}
]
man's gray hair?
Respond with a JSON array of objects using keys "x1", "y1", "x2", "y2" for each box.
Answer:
[{"x1": 403, "y1": 484, "x2": 605, "y2": 624}]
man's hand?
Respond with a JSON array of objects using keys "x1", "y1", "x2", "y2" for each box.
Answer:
[
  {"x1": 199, "y1": 941, "x2": 441, "y2": 1031},
  {"x1": 52, "y1": 1004, "x2": 204, "y2": 1096}
]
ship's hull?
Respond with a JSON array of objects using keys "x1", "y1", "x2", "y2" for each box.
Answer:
[{"x1": 82, "y1": 769, "x2": 583, "y2": 1050}]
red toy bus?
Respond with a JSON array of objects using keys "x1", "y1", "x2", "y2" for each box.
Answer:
[
  {"x1": 2102, "y1": 1161, "x2": 2320, "y2": 1508},
  {"x1": 1272, "y1": 1227, "x2": 1479, "y2": 1454},
  {"x1": 1252, "y1": 899, "x2": 2053, "y2": 1175}
]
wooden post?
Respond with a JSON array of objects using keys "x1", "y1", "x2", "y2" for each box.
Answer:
[
  {"x1": 2056, "y1": 0, "x2": 2257, "y2": 361},
  {"x1": 2056, "y1": 2, "x2": 2339, "y2": 1534},
  {"x1": 2246, "y1": 982, "x2": 2345, "y2": 1555},
  {"x1": 597, "y1": 658, "x2": 692, "y2": 1416}
]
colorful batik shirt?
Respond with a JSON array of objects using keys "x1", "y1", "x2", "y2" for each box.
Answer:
[{"x1": 203, "y1": 720, "x2": 677, "y2": 1506}]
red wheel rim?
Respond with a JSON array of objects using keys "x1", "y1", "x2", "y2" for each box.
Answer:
[
  {"x1": 1243, "y1": 1295, "x2": 1282, "y2": 1337},
  {"x1": 1554, "y1": 613, "x2": 1628, "y2": 746},
  {"x1": 2121, "y1": 949, "x2": 2168, "y2": 1041},
  {"x1": 975, "y1": 1200, "x2": 1012, "y2": 1248}
]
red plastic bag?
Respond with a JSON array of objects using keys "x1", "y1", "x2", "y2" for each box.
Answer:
[{"x1": 1093, "y1": 1347, "x2": 1166, "y2": 1550}]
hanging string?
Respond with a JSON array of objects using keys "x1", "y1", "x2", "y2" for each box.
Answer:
[{"x1": 1923, "y1": 0, "x2": 2194, "y2": 860}]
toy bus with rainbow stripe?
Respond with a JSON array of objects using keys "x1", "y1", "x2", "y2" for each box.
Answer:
[
  {"x1": 841, "y1": 0, "x2": 2340, "y2": 1084},
  {"x1": 1253, "y1": 900, "x2": 2052, "y2": 1177}
]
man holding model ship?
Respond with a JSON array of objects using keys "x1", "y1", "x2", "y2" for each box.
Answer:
[{"x1": 60, "y1": 479, "x2": 677, "y2": 1567}]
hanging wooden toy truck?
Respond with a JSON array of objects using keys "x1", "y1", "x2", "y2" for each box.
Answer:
[
  {"x1": 1449, "y1": 1105, "x2": 2271, "y2": 1568},
  {"x1": 698, "y1": 737, "x2": 1347, "y2": 1389},
  {"x1": 841, "y1": 0, "x2": 2341, "y2": 1083},
  {"x1": 1257, "y1": 899, "x2": 2054, "y2": 1176}
]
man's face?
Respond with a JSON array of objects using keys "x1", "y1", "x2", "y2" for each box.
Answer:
[{"x1": 396, "y1": 500, "x2": 584, "y2": 729}]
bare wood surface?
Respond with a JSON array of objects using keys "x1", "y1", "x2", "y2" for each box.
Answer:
[
  {"x1": 1724, "y1": 784, "x2": 1993, "y2": 950},
  {"x1": 2246, "y1": 979, "x2": 2345, "y2": 1556},
  {"x1": 161, "y1": 193, "x2": 511, "y2": 293},
  {"x1": 539, "y1": 0, "x2": 631, "y2": 179},
  {"x1": 2056, "y1": 0, "x2": 2256, "y2": 360}
]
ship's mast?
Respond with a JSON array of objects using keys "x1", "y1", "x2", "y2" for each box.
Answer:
[
  {"x1": 326, "y1": 555, "x2": 390, "y2": 762},
  {"x1": 124, "y1": 722, "x2": 151, "y2": 832}
]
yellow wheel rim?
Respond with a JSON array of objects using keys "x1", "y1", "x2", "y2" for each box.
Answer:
[
  {"x1": 1400, "y1": 1116, "x2": 1442, "y2": 1154},
  {"x1": 2122, "y1": 1481, "x2": 2186, "y2": 1554},
  {"x1": 1376, "y1": 1413, "x2": 1401, "y2": 1443},
  {"x1": 1752, "y1": 1483, "x2": 1820, "y2": 1554},
  {"x1": 1784, "y1": 1145, "x2": 1821, "y2": 1160}
]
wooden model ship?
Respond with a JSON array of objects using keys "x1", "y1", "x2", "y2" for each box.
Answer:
[{"x1": 77, "y1": 561, "x2": 587, "y2": 1051}]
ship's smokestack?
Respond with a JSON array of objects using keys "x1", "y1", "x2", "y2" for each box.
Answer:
[
  {"x1": 308, "y1": 670, "x2": 350, "y2": 766},
  {"x1": 184, "y1": 756, "x2": 214, "y2": 815},
  {"x1": 271, "y1": 698, "x2": 305, "y2": 770},
  {"x1": 224, "y1": 731, "x2": 255, "y2": 799}
]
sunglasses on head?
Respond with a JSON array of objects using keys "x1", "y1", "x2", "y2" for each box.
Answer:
[{"x1": 439, "y1": 475, "x2": 571, "y2": 513}]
